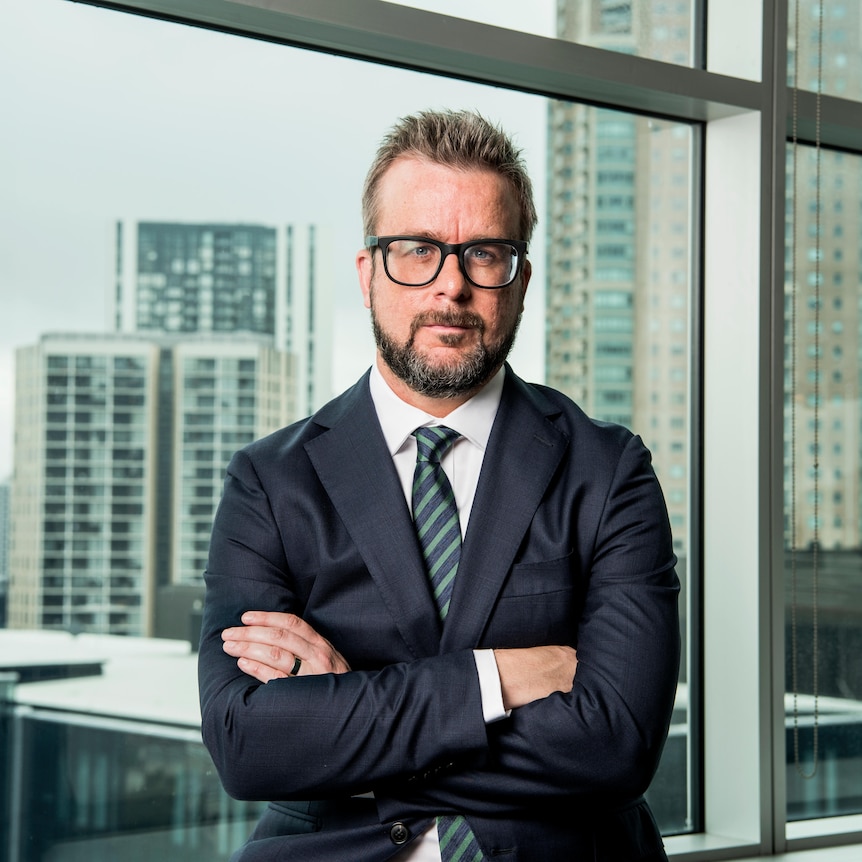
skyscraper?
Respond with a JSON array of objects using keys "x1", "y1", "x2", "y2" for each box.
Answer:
[
  {"x1": 8, "y1": 219, "x2": 326, "y2": 637},
  {"x1": 114, "y1": 220, "x2": 332, "y2": 416},
  {"x1": 547, "y1": 0, "x2": 862, "y2": 556},
  {"x1": 169, "y1": 338, "x2": 294, "y2": 586},
  {"x1": 785, "y1": 1, "x2": 862, "y2": 551},
  {"x1": 546, "y1": 1, "x2": 694, "y2": 555},
  {"x1": 10, "y1": 335, "x2": 160, "y2": 634},
  {"x1": 8, "y1": 333, "x2": 293, "y2": 636}
]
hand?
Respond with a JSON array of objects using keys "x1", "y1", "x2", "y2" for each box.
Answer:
[
  {"x1": 493, "y1": 645, "x2": 577, "y2": 710},
  {"x1": 222, "y1": 611, "x2": 351, "y2": 684}
]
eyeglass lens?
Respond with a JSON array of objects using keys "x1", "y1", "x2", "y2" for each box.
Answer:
[{"x1": 384, "y1": 239, "x2": 519, "y2": 287}]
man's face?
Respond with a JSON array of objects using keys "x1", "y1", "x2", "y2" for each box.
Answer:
[{"x1": 356, "y1": 156, "x2": 531, "y2": 405}]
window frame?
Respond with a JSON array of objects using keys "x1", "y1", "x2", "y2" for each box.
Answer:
[{"x1": 69, "y1": 0, "x2": 862, "y2": 857}]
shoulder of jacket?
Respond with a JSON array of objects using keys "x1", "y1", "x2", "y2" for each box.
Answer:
[{"x1": 236, "y1": 372, "x2": 372, "y2": 464}]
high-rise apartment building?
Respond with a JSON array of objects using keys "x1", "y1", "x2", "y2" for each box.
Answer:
[
  {"x1": 10, "y1": 335, "x2": 160, "y2": 634},
  {"x1": 547, "y1": 1, "x2": 693, "y2": 554},
  {"x1": 547, "y1": 0, "x2": 862, "y2": 557},
  {"x1": 8, "y1": 333, "x2": 292, "y2": 636},
  {"x1": 114, "y1": 221, "x2": 332, "y2": 416},
  {"x1": 8, "y1": 220, "x2": 322, "y2": 637},
  {"x1": 784, "y1": 2, "x2": 862, "y2": 551},
  {"x1": 169, "y1": 339, "x2": 294, "y2": 586}
]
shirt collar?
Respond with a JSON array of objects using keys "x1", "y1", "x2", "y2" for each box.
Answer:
[{"x1": 369, "y1": 360, "x2": 505, "y2": 456}]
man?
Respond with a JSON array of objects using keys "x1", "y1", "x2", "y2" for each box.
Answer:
[{"x1": 198, "y1": 109, "x2": 680, "y2": 861}]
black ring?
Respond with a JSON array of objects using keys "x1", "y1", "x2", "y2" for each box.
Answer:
[{"x1": 290, "y1": 656, "x2": 302, "y2": 676}]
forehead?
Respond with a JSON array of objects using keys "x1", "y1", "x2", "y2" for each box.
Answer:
[{"x1": 375, "y1": 156, "x2": 520, "y2": 235}]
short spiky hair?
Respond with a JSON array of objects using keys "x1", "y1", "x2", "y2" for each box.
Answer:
[{"x1": 361, "y1": 109, "x2": 538, "y2": 242}]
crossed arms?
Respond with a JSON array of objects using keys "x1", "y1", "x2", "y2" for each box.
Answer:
[
  {"x1": 198, "y1": 424, "x2": 680, "y2": 812},
  {"x1": 222, "y1": 611, "x2": 577, "y2": 711}
]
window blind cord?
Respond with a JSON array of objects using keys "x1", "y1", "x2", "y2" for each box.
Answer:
[{"x1": 789, "y1": 0, "x2": 821, "y2": 781}]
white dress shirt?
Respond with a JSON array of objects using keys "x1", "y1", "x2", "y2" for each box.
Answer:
[{"x1": 368, "y1": 360, "x2": 508, "y2": 861}]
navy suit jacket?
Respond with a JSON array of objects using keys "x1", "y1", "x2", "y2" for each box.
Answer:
[{"x1": 198, "y1": 366, "x2": 680, "y2": 861}]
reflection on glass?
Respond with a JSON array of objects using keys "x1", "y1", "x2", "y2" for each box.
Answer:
[
  {"x1": 788, "y1": 0, "x2": 862, "y2": 102},
  {"x1": 785, "y1": 144, "x2": 862, "y2": 820},
  {"x1": 386, "y1": 0, "x2": 698, "y2": 67},
  {"x1": 382, "y1": 0, "x2": 557, "y2": 38},
  {"x1": 547, "y1": 100, "x2": 695, "y2": 834},
  {"x1": 12, "y1": 714, "x2": 263, "y2": 861},
  {"x1": 555, "y1": 0, "x2": 696, "y2": 66}
]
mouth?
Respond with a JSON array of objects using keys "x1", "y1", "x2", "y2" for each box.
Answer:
[
  {"x1": 414, "y1": 317, "x2": 481, "y2": 348},
  {"x1": 424, "y1": 322, "x2": 472, "y2": 335},
  {"x1": 411, "y1": 312, "x2": 484, "y2": 340}
]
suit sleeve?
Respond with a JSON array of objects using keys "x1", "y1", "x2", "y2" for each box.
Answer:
[{"x1": 198, "y1": 447, "x2": 490, "y2": 802}]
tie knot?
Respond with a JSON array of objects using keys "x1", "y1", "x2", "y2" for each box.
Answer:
[{"x1": 414, "y1": 426, "x2": 460, "y2": 464}]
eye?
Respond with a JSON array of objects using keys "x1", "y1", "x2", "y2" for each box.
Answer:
[
  {"x1": 394, "y1": 240, "x2": 435, "y2": 260},
  {"x1": 466, "y1": 243, "x2": 502, "y2": 265}
]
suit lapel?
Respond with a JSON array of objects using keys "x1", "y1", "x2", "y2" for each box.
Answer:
[
  {"x1": 304, "y1": 376, "x2": 442, "y2": 658},
  {"x1": 441, "y1": 371, "x2": 569, "y2": 652}
]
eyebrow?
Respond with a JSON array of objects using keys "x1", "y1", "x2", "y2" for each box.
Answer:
[{"x1": 385, "y1": 231, "x2": 512, "y2": 242}]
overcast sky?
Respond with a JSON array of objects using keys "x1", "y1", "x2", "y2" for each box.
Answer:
[{"x1": 0, "y1": 0, "x2": 555, "y2": 480}]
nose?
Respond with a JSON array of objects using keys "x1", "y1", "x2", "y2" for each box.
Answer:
[{"x1": 434, "y1": 250, "x2": 470, "y2": 298}]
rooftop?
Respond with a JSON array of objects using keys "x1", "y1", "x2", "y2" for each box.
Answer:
[{"x1": 0, "y1": 629, "x2": 201, "y2": 728}]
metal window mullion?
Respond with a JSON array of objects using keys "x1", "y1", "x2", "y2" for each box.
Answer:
[
  {"x1": 787, "y1": 90, "x2": 862, "y2": 154},
  {"x1": 696, "y1": 2, "x2": 771, "y2": 857},
  {"x1": 74, "y1": 0, "x2": 760, "y2": 123},
  {"x1": 762, "y1": 0, "x2": 790, "y2": 855},
  {"x1": 6, "y1": 703, "x2": 27, "y2": 862}
]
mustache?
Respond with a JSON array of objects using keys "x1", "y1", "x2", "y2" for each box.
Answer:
[{"x1": 409, "y1": 310, "x2": 485, "y2": 338}]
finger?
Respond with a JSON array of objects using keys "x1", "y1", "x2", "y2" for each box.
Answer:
[
  {"x1": 236, "y1": 613, "x2": 340, "y2": 669},
  {"x1": 222, "y1": 636, "x2": 300, "y2": 673},
  {"x1": 222, "y1": 622, "x2": 314, "y2": 662},
  {"x1": 226, "y1": 612, "x2": 351, "y2": 675},
  {"x1": 221, "y1": 623, "x2": 304, "y2": 649},
  {"x1": 241, "y1": 611, "x2": 328, "y2": 647},
  {"x1": 236, "y1": 655, "x2": 288, "y2": 684}
]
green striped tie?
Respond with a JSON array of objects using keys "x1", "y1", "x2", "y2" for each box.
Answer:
[
  {"x1": 411, "y1": 427, "x2": 485, "y2": 862},
  {"x1": 412, "y1": 426, "x2": 462, "y2": 619},
  {"x1": 437, "y1": 812, "x2": 485, "y2": 862}
]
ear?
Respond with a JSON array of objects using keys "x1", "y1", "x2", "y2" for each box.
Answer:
[
  {"x1": 519, "y1": 259, "x2": 532, "y2": 311},
  {"x1": 356, "y1": 248, "x2": 373, "y2": 309}
]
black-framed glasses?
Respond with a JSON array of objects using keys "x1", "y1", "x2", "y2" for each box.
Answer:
[{"x1": 365, "y1": 235, "x2": 528, "y2": 289}]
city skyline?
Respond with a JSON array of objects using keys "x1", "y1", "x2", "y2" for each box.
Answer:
[
  {"x1": 0, "y1": 0, "x2": 554, "y2": 481},
  {"x1": 7, "y1": 213, "x2": 342, "y2": 635}
]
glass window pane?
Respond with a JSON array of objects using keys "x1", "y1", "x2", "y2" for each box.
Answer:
[
  {"x1": 547, "y1": 99, "x2": 696, "y2": 834},
  {"x1": 2, "y1": 0, "x2": 697, "y2": 854},
  {"x1": 386, "y1": 0, "x2": 699, "y2": 67},
  {"x1": 788, "y1": 0, "x2": 862, "y2": 102},
  {"x1": 784, "y1": 144, "x2": 862, "y2": 820},
  {"x1": 383, "y1": 0, "x2": 557, "y2": 38},
  {"x1": 13, "y1": 711, "x2": 265, "y2": 861}
]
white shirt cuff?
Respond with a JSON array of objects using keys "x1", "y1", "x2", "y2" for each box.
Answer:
[{"x1": 473, "y1": 648, "x2": 509, "y2": 723}]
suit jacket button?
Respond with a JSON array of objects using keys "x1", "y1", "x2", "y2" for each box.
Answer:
[{"x1": 389, "y1": 822, "x2": 410, "y2": 845}]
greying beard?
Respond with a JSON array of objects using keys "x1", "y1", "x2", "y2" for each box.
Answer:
[{"x1": 371, "y1": 306, "x2": 521, "y2": 398}]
